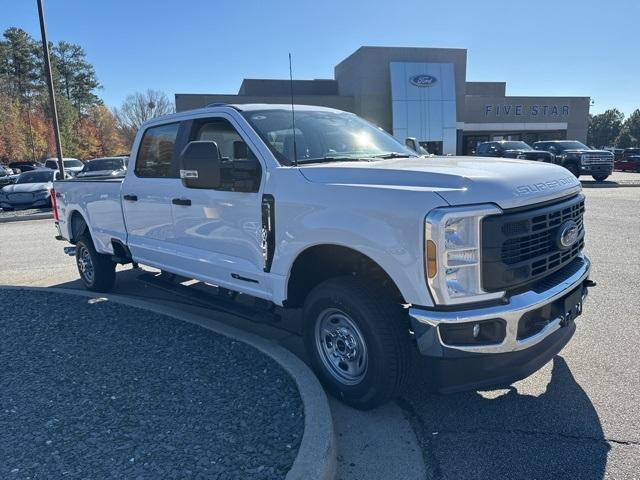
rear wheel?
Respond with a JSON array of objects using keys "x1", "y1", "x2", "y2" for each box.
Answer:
[
  {"x1": 566, "y1": 163, "x2": 580, "y2": 177},
  {"x1": 75, "y1": 235, "x2": 116, "y2": 292},
  {"x1": 303, "y1": 276, "x2": 411, "y2": 410},
  {"x1": 592, "y1": 174, "x2": 609, "y2": 182}
]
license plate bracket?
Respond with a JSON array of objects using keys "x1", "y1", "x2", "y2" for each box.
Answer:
[{"x1": 560, "y1": 287, "x2": 583, "y2": 326}]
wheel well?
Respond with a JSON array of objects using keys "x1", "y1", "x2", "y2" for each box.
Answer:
[
  {"x1": 285, "y1": 245, "x2": 404, "y2": 308},
  {"x1": 69, "y1": 211, "x2": 88, "y2": 243}
]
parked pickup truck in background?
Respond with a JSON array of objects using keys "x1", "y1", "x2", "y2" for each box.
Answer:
[
  {"x1": 533, "y1": 140, "x2": 614, "y2": 182},
  {"x1": 615, "y1": 148, "x2": 640, "y2": 172},
  {"x1": 474, "y1": 140, "x2": 555, "y2": 163},
  {"x1": 52, "y1": 104, "x2": 595, "y2": 409}
]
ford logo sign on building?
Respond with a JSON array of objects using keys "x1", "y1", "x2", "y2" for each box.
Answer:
[{"x1": 409, "y1": 74, "x2": 437, "y2": 87}]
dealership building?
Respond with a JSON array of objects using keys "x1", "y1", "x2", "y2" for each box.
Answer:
[{"x1": 175, "y1": 46, "x2": 590, "y2": 155}]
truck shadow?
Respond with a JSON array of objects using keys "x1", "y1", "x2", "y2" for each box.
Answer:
[{"x1": 400, "y1": 356, "x2": 609, "y2": 479}]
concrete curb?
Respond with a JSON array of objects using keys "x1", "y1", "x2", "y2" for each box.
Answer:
[
  {"x1": 581, "y1": 181, "x2": 640, "y2": 189},
  {"x1": 1, "y1": 285, "x2": 337, "y2": 480},
  {"x1": 0, "y1": 212, "x2": 53, "y2": 223}
]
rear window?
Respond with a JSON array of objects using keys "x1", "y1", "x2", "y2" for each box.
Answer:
[
  {"x1": 85, "y1": 158, "x2": 125, "y2": 172},
  {"x1": 16, "y1": 170, "x2": 54, "y2": 184},
  {"x1": 135, "y1": 123, "x2": 180, "y2": 178}
]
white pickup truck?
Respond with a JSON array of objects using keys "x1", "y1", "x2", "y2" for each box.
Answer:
[{"x1": 53, "y1": 104, "x2": 594, "y2": 409}]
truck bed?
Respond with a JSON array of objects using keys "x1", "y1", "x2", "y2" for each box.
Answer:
[{"x1": 54, "y1": 177, "x2": 126, "y2": 255}]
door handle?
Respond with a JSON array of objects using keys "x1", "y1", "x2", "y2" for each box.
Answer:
[
  {"x1": 123, "y1": 194, "x2": 138, "y2": 202},
  {"x1": 172, "y1": 198, "x2": 192, "y2": 206}
]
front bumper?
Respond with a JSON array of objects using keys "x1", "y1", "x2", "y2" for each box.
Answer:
[
  {"x1": 580, "y1": 164, "x2": 613, "y2": 174},
  {"x1": 0, "y1": 198, "x2": 50, "y2": 209},
  {"x1": 409, "y1": 254, "x2": 591, "y2": 392}
]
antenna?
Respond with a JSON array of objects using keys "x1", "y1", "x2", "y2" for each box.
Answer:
[{"x1": 288, "y1": 53, "x2": 298, "y2": 167}]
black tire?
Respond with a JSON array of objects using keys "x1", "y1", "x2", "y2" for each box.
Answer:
[
  {"x1": 75, "y1": 235, "x2": 116, "y2": 292},
  {"x1": 303, "y1": 276, "x2": 411, "y2": 410},
  {"x1": 566, "y1": 163, "x2": 580, "y2": 178},
  {"x1": 592, "y1": 174, "x2": 609, "y2": 182}
]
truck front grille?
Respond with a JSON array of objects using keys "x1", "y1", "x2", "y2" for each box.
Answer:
[
  {"x1": 481, "y1": 194, "x2": 585, "y2": 292},
  {"x1": 581, "y1": 153, "x2": 613, "y2": 165}
]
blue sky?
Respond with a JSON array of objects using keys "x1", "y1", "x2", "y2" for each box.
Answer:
[{"x1": 3, "y1": 0, "x2": 639, "y2": 116}]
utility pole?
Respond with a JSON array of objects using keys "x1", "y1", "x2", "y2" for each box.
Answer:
[{"x1": 36, "y1": 0, "x2": 64, "y2": 177}]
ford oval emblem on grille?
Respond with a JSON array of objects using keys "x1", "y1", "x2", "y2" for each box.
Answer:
[
  {"x1": 409, "y1": 74, "x2": 437, "y2": 87},
  {"x1": 557, "y1": 220, "x2": 579, "y2": 250}
]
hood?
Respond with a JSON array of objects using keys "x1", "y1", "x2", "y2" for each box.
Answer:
[
  {"x1": 298, "y1": 156, "x2": 581, "y2": 209},
  {"x1": 563, "y1": 149, "x2": 612, "y2": 155},
  {"x1": 1, "y1": 182, "x2": 51, "y2": 194}
]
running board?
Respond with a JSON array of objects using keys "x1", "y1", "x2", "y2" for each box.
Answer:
[{"x1": 136, "y1": 271, "x2": 279, "y2": 324}]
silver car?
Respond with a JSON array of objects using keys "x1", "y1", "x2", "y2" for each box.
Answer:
[
  {"x1": 0, "y1": 169, "x2": 71, "y2": 210},
  {"x1": 75, "y1": 156, "x2": 128, "y2": 178},
  {"x1": 44, "y1": 158, "x2": 85, "y2": 176}
]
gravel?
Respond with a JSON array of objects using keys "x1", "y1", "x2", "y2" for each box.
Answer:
[{"x1": 0, "y1": 289, "x2": 304, "y2": 479}]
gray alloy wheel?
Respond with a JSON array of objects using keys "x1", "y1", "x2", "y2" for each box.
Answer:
[
  {"x1": 77, "y1": 244, "x2": 95, "y2": 284},
  {"x1": 314, "y1": 307, "x2": 369, "y2": 386}
]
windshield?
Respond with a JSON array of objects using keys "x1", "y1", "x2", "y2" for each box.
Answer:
[
  {"x1": 64, "y1": 159, "x2": 83, "y2": 168},
  {"x1": 83, "y1": 158, "x2": 125, "y2": 172},
  {"x1": 556, "y1": 141, "x2": 590, "y2": 151},
  {"x1": 242, "y1": 109, "x2": 416, "y2": 165},
  {"x1": 16, "y1": 170, "x2": 54, "y2": 184},
  {"x1": 46, "y1": 159, "x2": 82, "y2": 168},
  {"x1": 502, "y1": 141, "x2": 532, "y2": 151}
]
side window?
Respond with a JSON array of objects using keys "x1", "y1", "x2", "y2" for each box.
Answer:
[
  {"x1": 135, "y1": 123, "x2": 180, "y2": 178},
  {"x1": 192, "y1": 119, "x2": 255, "y2": 160},
  {"x1": 189, "y1": 118, "x2": 262, "y2": 192}
]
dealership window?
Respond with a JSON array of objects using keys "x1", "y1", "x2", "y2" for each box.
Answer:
[{"x1": 135, "y1": 123, "x2": 180, "y2": 178}]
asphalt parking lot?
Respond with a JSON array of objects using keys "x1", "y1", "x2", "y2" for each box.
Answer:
[
  {"x1": 0, "y1": 289, "x2": 303, "y2": 479},
  {"x1": 0, "y1": 182, "x2": 638, "y2": 479}
]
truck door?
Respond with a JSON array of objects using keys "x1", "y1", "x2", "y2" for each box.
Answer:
[
  {"x1": 168, "y1": 114, "x2": 270, "y2": 299},
  {"x1": 121, "y1": 122, "x2": 183, "y2": 268}
]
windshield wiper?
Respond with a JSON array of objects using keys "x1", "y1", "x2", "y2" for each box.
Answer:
[
  {"x1": 370, "y1": 152, "x2": 416, "y2": 159},
  {"x1": 295, "y1": 156, "x2": 373, "y2": 165}
]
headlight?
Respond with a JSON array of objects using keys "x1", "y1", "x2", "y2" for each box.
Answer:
[{"x1": 425, "y1": 205, "x2": 505, "y2": 305}]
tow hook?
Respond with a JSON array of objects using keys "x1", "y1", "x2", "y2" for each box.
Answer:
[{"x1": 63, "y1": 246, "x2": 77, "y2": 256}]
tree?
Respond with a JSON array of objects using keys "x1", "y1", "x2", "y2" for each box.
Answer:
[
  {"x1": 623, "y1": 109, "x2": 640, "y2": 144},
  {"x1": 114, "y1": 90, "x2": 174, "y2": 144},
  {"x1": 615, "y1": 127, "x2": 635, "y2": 148},
  {"x1": 587, "y1": 108, "x2": 624, "y2": 148},
  {"x1": 88, "y1": 105, "x2": 127, "y2": 156},
  {"x1": 51, "y1": 41, "x2": 101, "y2": 113},
  {"x1": 0, "y1": 27, "x2": 41, "y2": 101}
]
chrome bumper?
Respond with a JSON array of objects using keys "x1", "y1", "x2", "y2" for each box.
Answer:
[{"x1": 409, "y1": 254, "x2": 591, "y2": 354}]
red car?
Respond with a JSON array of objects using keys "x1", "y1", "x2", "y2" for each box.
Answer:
[{"x1": 615, "y1": 148, "x2": 640, "y2": 172}]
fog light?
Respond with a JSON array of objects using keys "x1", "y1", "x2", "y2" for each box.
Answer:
[{"x1": 439, "y1": 319, "x2": 506, "y2": 346}]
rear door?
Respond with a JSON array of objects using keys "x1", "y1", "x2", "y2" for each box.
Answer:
[
  {"x1": 121, "y1": 122, "x2": 184, "y2": 269},
  {"x1": 168, "y1": 114, "x2": 270, "y2": 299}
]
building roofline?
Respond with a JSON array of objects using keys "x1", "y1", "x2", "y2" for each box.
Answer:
[{"x1": 335, "y1": 45, "x2": 468, "y2": 68}]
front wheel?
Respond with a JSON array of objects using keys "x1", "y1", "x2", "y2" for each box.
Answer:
[
  {"x1": 566, "y1": 163, "x2": 580, "y2": 177},
  {"x1": 75, "y1": 235, "x2": 116, "y2": 292},
  {"x1": 303, "y1": 276, "x2": 411, "y2": 410},
  {"x1": 592, "y1": 174, "x2": 609, "y2": 182}
]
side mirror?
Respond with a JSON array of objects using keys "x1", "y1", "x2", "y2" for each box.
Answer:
[
  {"x1": 179, "y1": 141, "x2": 221, "y2": 189},
  {"x1": 405, "y1": 137, "x2": 418, "y2": 152},
  {"x1": 233, "y1": 141, "x2": 248, "y2": 159}
]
